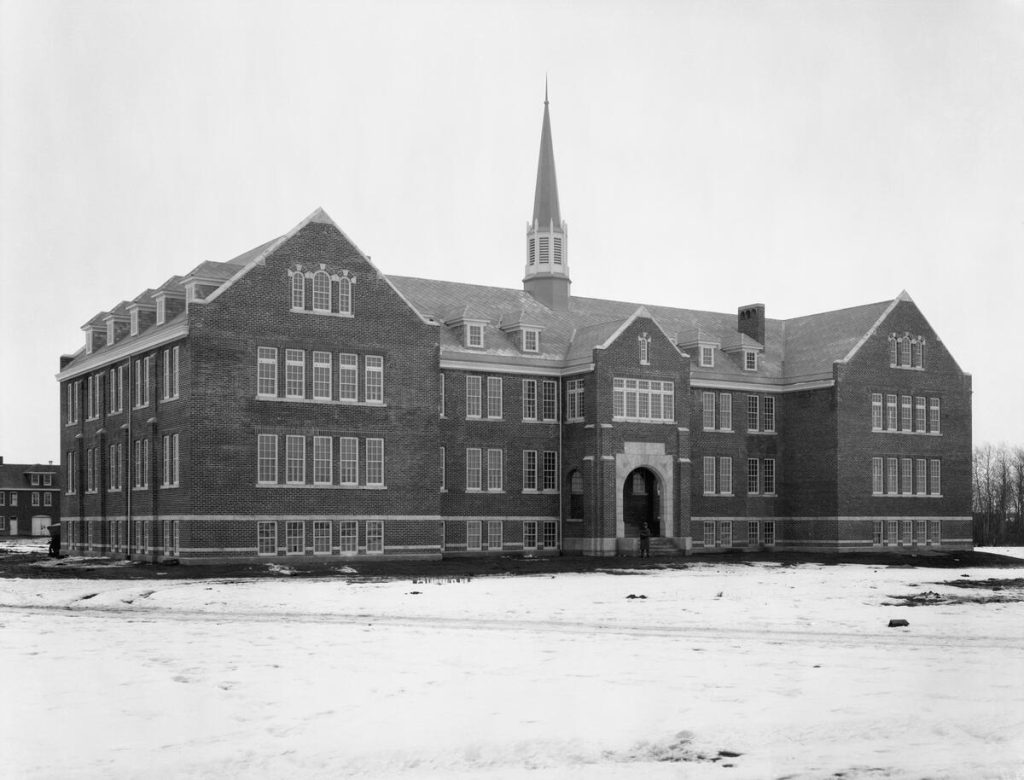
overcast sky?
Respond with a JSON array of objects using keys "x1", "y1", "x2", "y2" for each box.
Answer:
[{"x1": 1, "y1": 0, "x2": 1022, "y2": 463}]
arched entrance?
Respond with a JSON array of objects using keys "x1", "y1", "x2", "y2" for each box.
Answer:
[{"x1": 622, "y1": 467, "x2": 660, "y2": 537}]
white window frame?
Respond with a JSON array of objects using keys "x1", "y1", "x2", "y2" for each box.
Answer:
[
  {"x1": 542, "y1": 451, "x2": 558, "y2": 492},
  {"x1": 466, "y1": 448, "x2": 482, "y2": 491},
  {"x1": 286, "y1": 520, "x2": 305, "y2": 555},
  {"x1": 285, "y1": 349, "x2": 305, "y2": 399},
  {"x1": 886, "y1": 394, "x2": 897, "y2": 430},
  {"x1": 487, "y1": 519, "x2": 503, "y2": 550},
  {"x1": 747, "y1": 395, "x2": 759, "y2": 432},
  {"x1": 763, "y1": 521, "x2": 776, "y2": 546},
  {"x1": 312, "y1": 270, "x2": 331, "y2": 313},
  {"x1": 522, "y1": 450, "x2": 538, "y2": 492},
  {"x1": 291, "y1": 272, "x2": 305, "y2": 310},
  {"x1": 338, "y1": 276, "x2": 352, "y2": 316},
  {"x1": 930, "y1": 459, "x2": 941, "y2": 495},
  {"x1": 339, "y1": 437, "x2": 358, "y2": 485},
  {"x1": 719, "y1": 393, "x2": 732, "y2": 431},
  {"x1": 522, "y1": 328, "x2": 539, "y2": 353},
  {"x1": 522, "y1": 379, "x2": 537, "y2": 421},
  {"x1": 872, "y1": 457, "x2": 884, "y2": 495},
  {"x1": 719, "y1": 520, "x2": 732, "y2": 547},
  {"x1": 339, "y1": 354, "x2": 358, "y2": 401},
  {"x1": 703, "y1": 456, "x2": 716, "y2": 495},
  {"x1": 466, "y1": 376, "x2": 482, "y2": 418},
  {"x1": 339, "y1": 520, "x2": 357, "y2": 553},
  {"x1": 747, "y1": 458, "x2": 759, "y2": 495},
  {"x1": 285, "y1": 435, "x2": 305, "y2": 484},
  {"x1": 699, "y1": 345, "x2": 714, "y2": 367},
  {"x1": 612, "y1": 378, "x2": 674, "y2": 423},
  {"x1": 365, "y1": 355, "x2": 384, "y2": 404},
  {"x1": 313, "y1": 435, "x2": 333, "y2": 485},
  {"x1": 542, "y1": 380, "x2": 558, "y2": 421},
  {"x1": 486, "y1": 449, "x2": 503, "y2": 492},
  {"x1": 916, "y1": 458, "x2": 927, "y2": 495},
  {"x1": 465, "y1": 322, "x2": 484, "y2": 349},
  {"x1": 871, "y1": 393, "x2": 883, "y2": 430},
  {"x1": 366, "y1": 438, "x2": 384, "y2": 486},
  {"x1": 566, "y1": 378, "x2": 584, "y2": 422},
  {"x1": 763, "y1": 396, "x2": 775, "y2": 433},
  {"x1": 312, "y1": 351, "x2": 332, "y2": 400},
  {"x1": 901, "y1": 458, "x2": 913, "y2": 495},
  {"x1": 744, "y1": 350, "x2": 757, "y2": 371},
  {"x1": 901, "y1": 395, "x2": 912, "y2": 432},
  {"x1": 523, "y1": 520, "x2": 538, "y2": 549},
  {"x1": 440, "y1": 446, "x2": 446, "y2": 491},
  {"x1": 467, "y1": 520, "x2": 482, "y2": 551},
  {"x1": 887, "y1": 457, "x2": 899, "y2": 495},
  {"x1": 703, "y1": 521, "x2": 715, "y2": 547},
  {"x1": 366, "y1": 520, "x2": 384, "y2": 554},
  {"x1": 719, "y1": 456, "x2": 733, "y2": 496},
  {"x1": 313, "y1": 520, "x2": 332, "y2": 555},
  {"x1": 257, "y1": 347, "x2": 278, "y2": 397},
  {"x1": 763, "y1": 458, "x2": 776, "y2": 496},
  {"x1": 487, "y1": 376, "x2": 503, "y2": 418},
  {"x1": 929, "y1": 398, "x2": 941, "y2": 434},
  {"x1": 638, "y1": 334, "x2": 650, "y2": 365},
  {"x1": 258, "y1": 521, "x2": 277, "y2": 556}
]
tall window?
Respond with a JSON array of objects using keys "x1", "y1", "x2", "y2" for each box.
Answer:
[
  {"x1": 522, "y1": 379, "x2": 537, "y2": 421},
  {"x1": 612, "y1": 378, "x2": 674, "y2": 422},
  {"x1": 916, "y1": 458, "x2": 927, "y2": 495},
  {"x1": 312, "y1": 271, "x2": 331, "y2": 312},
  {"x1": 258, "y1": 521, "x2": 277, "y2": 555},
  {"x1": 703, "y1": 456, "x2": 716, "y2": 495},
  {"x1": 365, "y1": 356, "x2": 384, "y2": 403},
  {"x1": 887, "y1": 457, "x2": 899, "y2": 495},
  {"x1": 339, "y1": 437, "x2": 358, "y2": 485},
  {"x1": 285, "y1": 350, "x2": 305, "y2": 399},
  {"x1": 747, "y1": 458, "x2": 760, "y2": 495},
  {"x1": 86, "y1": 449, "x2": 95, "y2": 492},
  {"x1": 700, "y1": 345, "x2": 714, "y2": 367},
  {"x1": 523, "y1": 329, "x2": 539, "y2": 352},
  {"x1": 886, "y1": 394, "x2": 897, "y2": 430},
  {"x1": 467, "y1": 520, "x2": 482, "y2": 551},
  {"x1": 744, "y1": 350, "x2": 757, "y2": 371},
  {"x1": 291, "y1": 273, "x2": 305, "y2": 309},
  {"x1": 747, "y1": 395, "x2": 759, "y2": 432},
  {"x1": 901, "y1": 395, "x2": 912, "y2": 432},
  {"x1": 313, "y1": 352, "x2": 332, "y2": 400},
  {"x1": 900, "y1": 337, "x2": 911, "y2": 367},
  {"x1": 440, "y1": 373, "x2": 446, "y2": 417},
  {"x1": 570, "y1": 470, "x2": 584, "y2": 519},
  {"x1": 313, "y1": 521, "x2": 331, "y2": 555},
  {"x1": 339, "y1": 354, "x2": 358, "y2": 401},
  {"x1": 258, "y1": 347, "x2": 278, "y2": 397},
  {"x1": 719, "y1": 393, "x2": 732, "y2": 431},
  {"x1": 542, "y1": 380, "x2": 557, "y2": 421},
  {"x1": 542, "y1": 451, "x2": 558, "y2": 491},
  {"x1": 285, "y1": 435, "x2": 305, "y2": 484},
  {"x1": 313, "y1": 436, "x2": 332, "y2": 485},
  {"x1": 719, "y1": 457, "x2": 733, "y2": 495},
  {"x1": 763, "y1": 396, "x2": 775, "y2": 432},
  {"x1": 134, "y1": 439, "x2": 149, "y2": 488},
  {"x1": 523, "y1": 450, "x2": 538, "y2": 491},
  {"x1": 366, "y1": 439, "x2": 384, "y2": 486},
  {"x1": 929, "y1": 398, "x2": 941, "y2": 434},
  {"x1": 566, "y1": 378, "x2": 584, "y2": 421},
  {"x1": 487, "y1": 377, "x2": 503, "y2": 418},
  {"x1": 763, "y1": 459, "x2": 776, "y2": 495},
  {"x1": 901, "y1": 458, "x2": 913, "y2": 495},
  {"x1": 466, "y1": 323, "x2": 484, "y2": 348},
  {"x1": 466, "y1": 448, "x2": 482, "y2": 490},
  {"x1": 162, "y1": 434, "x2": 179, "y2": 487},
  {"x1": 872, "y1": 457, "x2": 884, "y2": 494},
  {"x1": 638, "y1": 335, "x2": 649, "y2": 365},
  {"x1": 66, "y1": 451, "x2": 76, "y2": 493},
  {"x1": 486, "y1": 449, "x2": 503, "y2": 491},
  {"x1": 930, "y1": 459, "x2": 941, "y2": 495},
  {"x1": 440, "y1": 446, "x2": 446, "y2": 490},
  {"x1": 339, "y1": 520, "x2": 357, "y2": 552},
  {"x1": 702, "y1": 391, "x2": 716, "y2": 430},
  {"x1": 286, "y1": 521, "x2": 305, "y2": 554},
  {"x1": 524, "y1": 520, "x2": 538, "y2": 549},
  {"x1": 871, "y1": 393, "x2": 883, "y2": 430},
  {"x1": 465, "y1": 376, "x2": 483, "y2": 418},
  {"x1": 338, "y1": 277, "x2": 352, "y2": 315},
  {"x1": 488, "y1": 520, "x2": 502, "y2": 550},
  {"x1": 109, "y1": 444, "x2": 119, "y2": 490},
  {"x1": 258, "y1": 435, "x2": 277, "y2": 484},
  {"x1": 162, "y1": 346, "x2": 180, "y2": 400}
]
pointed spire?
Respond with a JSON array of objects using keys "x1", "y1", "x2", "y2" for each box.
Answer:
[{"x1": 532, "y1": 83, "x2": 561, "y2": 228}]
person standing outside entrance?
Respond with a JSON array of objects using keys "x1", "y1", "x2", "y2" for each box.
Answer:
[{"x1": 639, "y1": 522, "x2": 651, "y2": 558}]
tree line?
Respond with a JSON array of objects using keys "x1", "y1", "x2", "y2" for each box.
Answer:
[{"x1": 973, "y1": 443, "x2": 1024, "y2": 545}]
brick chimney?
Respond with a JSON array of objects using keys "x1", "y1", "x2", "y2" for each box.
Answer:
[{"x1": 738, "y1": 304, "x2": 765, "y2": 344}]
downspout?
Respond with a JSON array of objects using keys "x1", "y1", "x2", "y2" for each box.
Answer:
[{"x1": 125, "y1": 356, "x2": 133, "y2": 560}]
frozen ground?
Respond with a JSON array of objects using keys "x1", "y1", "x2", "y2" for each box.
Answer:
[{"x1": 1, "y1": 548, "x2": 1023, "y2": 779}]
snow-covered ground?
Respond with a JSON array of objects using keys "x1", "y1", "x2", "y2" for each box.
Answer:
[{"x1": 2, "y1": 551, "x2": 1023, "y2": 779}]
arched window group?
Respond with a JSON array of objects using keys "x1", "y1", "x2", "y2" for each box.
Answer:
[
  {"x1": 289, "y1": 266, "x2": 354, "y2": 316},
  {"x1": 889, "y1": 334, "x2": 925, "y2": 369}
]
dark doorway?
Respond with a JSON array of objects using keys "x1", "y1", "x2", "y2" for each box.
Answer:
[{"x1": 623, "y1": 468, "x2": 660, "y2": 536}]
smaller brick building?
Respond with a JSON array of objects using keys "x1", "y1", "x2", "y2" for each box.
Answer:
[{"x1": 0, "y1": 458, "x2": 61, "y2": 537}]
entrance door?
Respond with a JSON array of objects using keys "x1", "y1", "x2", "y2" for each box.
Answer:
[
  {"x1": 32, "y1": 516, "x2": 50, "y2": 536},
  {"x1": 623, "y1": 468, "x2": 659, "y2": 536},
  {"x1": 9, "y1": 519, "x2": 17, "y2": 536}
]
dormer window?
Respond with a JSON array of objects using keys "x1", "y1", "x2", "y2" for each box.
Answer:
[
  {"x1": 744, "y1": 350, "x2": 757, "y2": 371},
  {"x1": 466, "y1": 323, "x2": 484, "y2": 349},
  {"x1": 522, "y1": 329, "x2": 539, "y2": 353},
  {"x1": 130, "y1": 309, "x2": 139, "y2": 336},
  {"x1": 156, "y1": 296, "x2": 166, "y2": 325},
  {"x1": 107, "y1": 320, "x2": 116, "y2": 345},
  {"x1": 700, "y1": 345, "x2": 714, "y2": 368}
]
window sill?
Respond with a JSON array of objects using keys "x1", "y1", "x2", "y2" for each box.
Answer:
[
  {"x1": 614, "y1": 417, "x2": 677, "y2": 425},
  {"x1": 466, "y1": 417, "x2": 505, "y2": 422},
  {"x1": 257, "y1": 483, "x2": 387, "y2": 490},
  {"x1": 289, "y1": 308, "x2": 354, "y2": 319},
  {"x1": 160, "y1": 484, "x2": 180, "y2": 489},
  {"x1": 748, "y1": 430, "x2": 776, "y2": 435},
  {"x1": 257, "y1": 396, "x2": 387, "y2": 408},
  {"x1": 159, "y1": 395, "x2": 180, "y2": 404}
]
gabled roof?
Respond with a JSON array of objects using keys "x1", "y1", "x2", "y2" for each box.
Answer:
[
  {"x1": 0, "y1": 463, "x2": 59, "y2": 490},
  {"x1": 782, "y1": 300, "x2": 892, "y2": 382}
]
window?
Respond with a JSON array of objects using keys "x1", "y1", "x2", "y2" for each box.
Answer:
[
  {"x1": 916, "y1": 519, "x2": 927, "y2": 544},
  {"x1": 747, "y1": 458, "x2": 760, "y2": 495},
  {"x1": 141, "y1": 356, "x2": 152, "y2": 407},
  {"x1": 719, "y1": 393, "x2": 732, "y2": 431},
  {"x1": 466, "y1": 323, "x2": 484, "y2": 348},
  {"x1": 286, "y1": 520, "x2": 305, "y2": 554},
  {"x1": 338, "y1": 277, "x2": 352, "y2": 315},
  {"x1": 313, "y1": 352, "x2": 332, "y2": 400},
  {"x1": 339, "y1": 354, "x2": 358, "y2": 401},
  {"x1": 524, "y1": 520, "x2": 538, "y2": 549},
  {"x1": 257, "y1": 347, "x2": 278, "y2": 397},
  {"x1": 638, "y1": 334, "x2": 650, "y2": 365},
  {"x1": 66, "y1": 451, "x2": 75, "y2": 493},
  {"x1": 313, "y1": 436, "x2": 332, "y2": 485},
  {"x1": 700, "y1": 345, "x2": 714, "y2": 367},
  {"x1": 9, "y1": 492, "x2": 16, "y2": 506},
  {"x1": 929, "y1": 519, "x2": 941, "y2": 544},
  {"x1": 258, "y1": 434, "x2": 277, "y2": 484},
  {"x1": 900, "y1": 337, "x2": 911, "y2": 367},
  {"x1": 340, "y1": 520, "x2": 357, "y2": 553},
  {"x1": 86, "y1": 376, "x2": 96, "y2": 420},
  {"x1": 887, "y1": 457, "x2": 898, "y2": 495},
  {"x1": 313, "y1": 521, "x2": 331, "y2": 554},
  {"x1": 902, "y1": 520, "x2": 913, "y2": 545},
  {"x1": 86, "y1": 449, "x2": 95, "y2": 492},
  {"x1": 466, "y1": 448, "x2": 482, "y2": 490},
  {"x1": 719, "y1": 521, "x2": 732, "y2": 547},
  {"x1": 66, "y1": 382, "x2": 78, "y2": 424},
  {"x1": 44, "y1": 492, "x2": 52, "y2": 507},
  {"x1": 486, "y1": 449, "x2": 503, "y2": 491},
  {"x1": 873, "y1": 520, "x2": 883, "y2": 545},
  {"x1": 258, "y1": 521, "x2": 277, "y2": 555},
  {"x1": 889, "y1": 337, "x2": 898, "y2": 366},
  {"x1": 487, "y1": 520, "x2": 503, "y2": 550},
  {"x1": 0, "y1": 492, "x2": 5, "y2": 506},
  {"x1": 763, "y1": 459, "x2": 776, "y2": 495},
  {"x1": 440, "y1": 374, "x2": 446, "y2": 417},
  {"x1": 719, "y1": 457, "x2": 733, "y2": 495},
  {"x1": 156, "y1": 296, "x2": 166, "y2": 325},
  {"x1": 487, "y1": 377, "x2": 503, "y2": 418},
  {"x1": 366, "y1": 520, "x2": 384, "y2": 553},
  {"x1": 912, "y1": 340, "x2": 924, "y2": 369},
  {"x1": 32, "y1": 491, "x2": 39, "y2": 506},
  {"x1": 916, "y1": 459, "x2": 927, "y2": 495},
  {"x1": 929, "y1": 398, "x2": 941, "y2": 434},
  {"x1": 930, "y1": 459, "x2": 941, "y2": 495},
  {"x1": 566, "y1": 379, "x2": 584, "y2": 422},
  {"x1": 886, "y1": 394, "x2": 897, "y2": 430},
  {"x1": 702, "y1": 391, "x2": 715, "y2": 430},
  {"x1": 703, "y1": 521, "x2": 715, "y2": 547},
  {"x1": 542, "y1": 380, "x2": 558, "y2": 421},
  {"x1": 543, "y1": 451, "x2": 557, "y2": 491},
  {"x1": 285, "y1": 435, "x2": 305, "y2": 484},
  {"x1": 914, "y1": 397, "x2": 926, "y2": 432},
  {"x1": 763, "y1": 521, "x2": 776, "y2": 546},
  {"x1": 872, "y1": 457, "x2": 884, "y2": 494},
  {"x1": 312, "y1": 271, "x2": 331, "y2": 312},
  {"x1": 744, "y1": 350, "x2": 757, "y2": 371},
  {"x1": 466, "y1": 376, "x2": 482, "y2": 418},
  {"x1": 523, "y1": 329, "x2": 539, "y2": 353},
  {"x1": 43, "y1": 473, "x2": 52, "y2": 487},
  {"x1": 162, "y1": 434, "x2": 180, "y2": 487},
  {"x1": 570, "y1": 470, "x2": 584, "y2": 519},
  {"x1": 763, "y1": 397, "x2": 775, "y2": 432},
  {"x1": 901, "y1": 458, "x2": 913, "y2": 495},
  {"x1": 440, "y1": 446, "x2": 446, "y2": 490},
  {"x1": 901, "y1": 395, "x2": 912, "y2": 432},
  {"x1": 703, "y1": 456, "x2": 716, "y2": 495},
  {"x1": 612, "y1": 378, "x2": 674, "y2": 423},
  {"x1": 467, "y1": 520, "x2": 481, "y2": 551},
  {"x1": 162, "y1": 346, "x2": 180, "y2": 400},
  {"x1": 747, "y1": 395, "x2": 759, "y2": 432},
  {"x1": 291, "y1": 273, "x2": 305, "y2": 309},
  {"x1": 523, "y1": 450, "x2": 538, "y2": 491},
  {"x1": 748, "y1": 521, "x2": 759, "y2": 545},
  {"x1": 543, "y1": 520, "x2": 557, "y2": 548},
  {"x1": 339, "y1": 437, "x2": 358, "y2": 485},
  {"x1": 522, "y1": 379, "x2": 537, "y2": 421},
  {"x1": 30, "y1": 473, "x2": 40, "y2": 486},
  {"x1": 365, "y1": 356, "x2": 383, "y2": 403},
  {"x1": 285, "y1": 350, "x2": 305, "y2": 399},
  {"x1": 366, "y1": 439, "x2": 384, "y2": 486}
]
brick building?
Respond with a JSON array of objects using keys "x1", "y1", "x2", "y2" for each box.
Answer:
[
  {"x1": 0, "y1": 458, "x2": 61, "y2": 537},
  {"x1": 57, "y1": 93, "x2": 972, "y2": 561}
]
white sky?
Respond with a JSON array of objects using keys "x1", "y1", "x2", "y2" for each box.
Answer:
[{"x1": 1, "y1": 0, "x2": 1022, "y2": 462}]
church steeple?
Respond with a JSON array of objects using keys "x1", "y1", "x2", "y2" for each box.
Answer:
[{"x1": 524, "y1": 83, "x2": 570, "y2": 310}]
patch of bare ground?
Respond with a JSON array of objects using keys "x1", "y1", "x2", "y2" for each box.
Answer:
[{"x1": 885, "y1": 577, "x2": 1024, "y2": 606}]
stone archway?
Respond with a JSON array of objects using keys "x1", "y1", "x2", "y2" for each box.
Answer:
[
  {"x1": 615, "y1": 442, "x2": 675, "y2": 543},
  {"x1": 622, "y1": 468, "x2": 660, "y2": 537}
]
